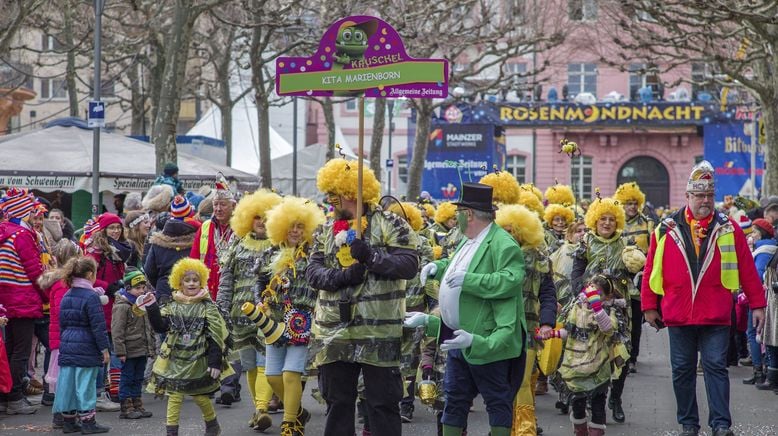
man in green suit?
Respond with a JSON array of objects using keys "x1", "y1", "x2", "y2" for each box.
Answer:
[{"x1": 406, "y1": 182, "x2": 527, "y2": 436}]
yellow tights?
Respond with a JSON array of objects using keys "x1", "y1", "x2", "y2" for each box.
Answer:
[
  {"x1": 266, "y1": 371, "x2": 303, "y2": 422},
  {"x1": 246, "y1": 366, "x2": 274, "y2": 411},
  {"x1": 166, "y1": 393, "x2": 215, "y2": 426}
]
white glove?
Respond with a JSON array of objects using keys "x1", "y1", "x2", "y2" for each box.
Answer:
[
  {"x1": 135, "y1": 293, "x2": 157, "y2": 311},
  {"x1": 208, "y1": 367, "x2": 221, "y2": 379},
  {"x1": 404, "y1": 312, "x2": 429, "y2": 328},
  {"x1": 420, "y1": 263, "x2": 438, "y2": 286},
  {"x1": 441, "y1": 329, "x2": 474, "y2": 351},
  {"x1": 446, "y1": 271, "x2": 466, "y2": 288}
]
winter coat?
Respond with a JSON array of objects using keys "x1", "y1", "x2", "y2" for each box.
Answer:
[
  {"x1": 753, "y1": 239, "x2": 777, "y2": 281},
  {"x1": 190, "y1": 218, "x2": 233, "y2": 300},
  {"x1": 0, "y1": 221, "x2": 46, "y2": 319},
  {"x1": 641, "y1": 208, "x2": 766, "y2": 327},
  {"x1": 39, "y1": 270, "x2": 69, "y2": 350},
  {"x1": 144, "y1": 219, "x2": 196, "y2": 305},
  {"x1": 58, "y1": 286, "x2": 111, "y2": 367},
  {"x1": 86, "y1": 247, "x2": 126, "y2": 328},
  {"x1": 111, "y1": 293, "x2": 155, "y2": 359}
]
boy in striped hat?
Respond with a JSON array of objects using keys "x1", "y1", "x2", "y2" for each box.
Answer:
[{"x1": 170, "y1": 195, "x2": 193, "y2": 221}]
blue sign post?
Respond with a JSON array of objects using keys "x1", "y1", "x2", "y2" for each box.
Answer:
[
  {"x1": 704, "y1": 121, "x2": 764, "y2": 201},
  {"x1": 88, "y1": 101, "x2": 105, "y2": 128}
]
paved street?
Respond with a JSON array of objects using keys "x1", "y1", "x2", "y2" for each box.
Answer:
[{"x1": 1, "y1": 328, "x2": 777, "y2": 435}]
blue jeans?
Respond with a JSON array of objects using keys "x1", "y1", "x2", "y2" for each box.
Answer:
[
  {"x1": 668, "y1": 325, "x2": 731, "y2": 431},
  {"x1": 746, "y1": 310, "x2": 763, "y2": 367},
  {"x1": 265, "y1": 344, "x2": 308, "y2": 376},
  {"x1": 118, "y1": 356, "x2": 146, "y2": 400},
  {"x1": 442, "y1": 348, "x2": 524, "y2": 429}
]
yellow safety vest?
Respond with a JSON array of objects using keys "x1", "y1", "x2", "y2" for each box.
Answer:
[
  {"x1": 198, "y1": 219, "x2": 212, "y2": 262},
  {"x1": 648, "y1": 223, "x2": 739, "y2": 295}
]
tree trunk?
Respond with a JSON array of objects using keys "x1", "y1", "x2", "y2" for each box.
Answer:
[
  {"x1": 249, "y1": 8, "x2": 272, "y2": 187},
  {"x1": 128, "y1": 63, "x2": 144, "y2": 135},
  {"x1": 147, "y1": 39, "x2": 165, "y2": 135},
  {"x1": 221, "y1": 100, "x2": 233, "y2": 166},
  {"x1": 63, "y1": 2, "x2": 79, "y2": 117},
  {"x1": 323, "y1": 97, "x2": 336, "y2": 159},
  {"x1": 762, "y1": 101, "x2": 778, "y2": 196},
  {"x1": 217, "y1": 34, "x2": 233, "y2": 166},
  {"x1": 151, "y1": 1, "x2": 198, "y2": 174},
  {"x1": 256, "y1": 97, "x2": 272, "y2": 187},
  {"x1": 369, "y1": 98, "x2": 386, "y2": 182},
  {"x1": 406, "y1": 99, "x2": 433, "y2": 200}
]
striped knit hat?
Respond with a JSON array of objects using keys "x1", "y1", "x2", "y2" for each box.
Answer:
[
  {"x1": 170, "y1": 195, "x2": 192, "y2": 220},
  {"x1": 1, "y1": 187, "x2": 36, "y2": 219}
]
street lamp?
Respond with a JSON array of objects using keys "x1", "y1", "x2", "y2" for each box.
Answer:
[{"x1": 387, "y1": 99, "x2": 395, "y2": 196}]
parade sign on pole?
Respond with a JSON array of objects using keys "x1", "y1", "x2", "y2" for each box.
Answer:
[
  {"x1": 276, "y1": 16, "x2": 448, "y2": 98},
  {"x1": 276, "y1": 16, "x2": 449, "y2": 236}
]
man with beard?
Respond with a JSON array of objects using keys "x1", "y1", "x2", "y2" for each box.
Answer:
[
  {"x1": 306, "y1": 158, "x2": 419, "y2": 436},
  {"x1": 642, "y1": 161, "x2": 766, "y2": 436}
]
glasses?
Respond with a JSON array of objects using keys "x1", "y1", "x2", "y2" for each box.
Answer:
[{"x1": 691, "y1": 193, "x2": 715, "y2": 200}]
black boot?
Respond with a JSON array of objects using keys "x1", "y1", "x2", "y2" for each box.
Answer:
[
  {"x1": 204, "y1": 417, "x2": 221, "y2": 436},
  {"x1": 743, "y1": 367, "x2": 765, "y2": 385},
  {"x1": 166, "y1": 425, "x2": 179, "y2": 436},
  {"x1": 611, "y1": 398, "x2": 625, "y2": 423},
  {"x1": 79, "y1": 415, "x2": 110, "y2": 434},
  {"x1": 756, "y1": 367, "x2": 778, "y2": 391},
  {"x1": 62, "y1": 414, "x2": 81, "y2": 434}
]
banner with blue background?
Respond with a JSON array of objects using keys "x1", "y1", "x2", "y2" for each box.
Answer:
[{"x1": 703, "y1": 121, "x2": 764, "y2": 201}]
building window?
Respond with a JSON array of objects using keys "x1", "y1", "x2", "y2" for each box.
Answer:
[
  {"x1": 504, "y1": 155, "x2": 527, "y2": 184},
  {"x1": 345, "y1": 98, "x2": 357, "y2": 111},
  {"x1": 691, "y1": 63, "x2": 720, "y2": 101},
  {"x1": 398, "y1": 155, "x2": 409, "y2": 184},
  {"x1": 628, "y1": 63, "x2": 661, "y2": 101},
  {"x1": 89, "y1": 78, "x2": 116, "y2": 98},
  {"x1": 41, "y1": 34, "x2": 63, "y2": 52},
  {"x1": 568, "y1": 0, "x2": 598, "y2": 21},
  {"x1": 570, "y1": 155, "x2": 593, "y2": 200},
  {"x1": 567, "y1": 63, "x2": 597, "y2": 98},
  {"x1": 40, "y1": 78, "x2": 68, "y2": 99}
]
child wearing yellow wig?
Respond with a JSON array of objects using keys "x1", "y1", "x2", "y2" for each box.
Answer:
[{"x1": 138, "y1": 258, "x2": 231, "y2": 436}]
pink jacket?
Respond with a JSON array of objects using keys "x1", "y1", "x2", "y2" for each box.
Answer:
[{"x1": 0, "y1": 221, "x2": 46, "y2": 319}]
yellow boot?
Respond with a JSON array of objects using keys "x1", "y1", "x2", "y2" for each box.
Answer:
[{"x1": 511, "y1": 404, "x2": 537, "y2": 436}]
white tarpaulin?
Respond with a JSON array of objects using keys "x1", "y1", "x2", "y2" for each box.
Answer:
[
  {"x1": 271, "y1": 142, "x2": 366, "y2": 199},
  {"x1": 0, "y1": 124, "x2": 257, "y2": 193}
]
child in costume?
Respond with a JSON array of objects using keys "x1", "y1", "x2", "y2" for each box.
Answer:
[
  {"x1": 215, "y1": 189, "x2": 280, "y2": 430},
  {"x1": 141, "y1": 258, "x2": 231, "y2": 436},
  {"x1": 254, "y1": 196, "x2": 324, "y2": 435},
  {"x1": 559, "y1": 275, "x2": 626, "y2": 436},
  {"x1": 111, "y1": 270, "x2": 155, "y2": 420},
  {"x1": 52, "y1": 256, "x2": 112, "y2": 434}
]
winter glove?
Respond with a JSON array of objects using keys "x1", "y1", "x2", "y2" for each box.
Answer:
[
  {"x1": 106, "y1": 280, "x2": 124, "y2": 298},
  {"x1": 135, "y1": 293, "x2": 157, "y2": 311},
  {"x1": 350, "y1": 238, "x2": 374, "y2": 264},
  {"x1": 207, "y1": 367, "x2": 221, "y2": 379},
  {"x1": 404, "y1": 312, "x2": 429, "y2": 328},
  {"x1": 420, "y1": 263, "x2": 438, "y2": 286},
  {"x1": 593, "y1": 310, "x2": 613, "y2": 333},
  {"x1": 583, "y1": 285, "x2": 603, "y2": 312},
  {"x1": 441, "y1": 329, "x2": 474, "y2": 351},
  {"x1": 342, "y1": 263, "x2": 367, "y2": 287},
  {"x1": 446, "y1": 271, "x2": 466, "y2": 288}
]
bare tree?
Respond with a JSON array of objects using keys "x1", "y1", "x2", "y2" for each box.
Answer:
[
  {"x1": 598, "y1": 1, "x2": 778, "y2": 194},
  {"x1": 0, "y1": 0, "x2": 45, "y2": 58}
]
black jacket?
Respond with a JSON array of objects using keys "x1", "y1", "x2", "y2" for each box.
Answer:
[{"x1": 144, "y1": 219, "x2": 196, "y2": 304}]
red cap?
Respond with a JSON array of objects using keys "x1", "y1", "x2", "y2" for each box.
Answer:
[{"x1": 752, "y1": 218, "x2": 774, "y2": 238}]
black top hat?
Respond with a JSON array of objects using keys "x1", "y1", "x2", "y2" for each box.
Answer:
[{"x1": 453, "y1": 183, "x2": 497, "y2": 212}]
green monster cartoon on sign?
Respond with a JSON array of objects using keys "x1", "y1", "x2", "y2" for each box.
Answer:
[{"x1": 332, "y1": 19, "x2": 377, "y2": 96}]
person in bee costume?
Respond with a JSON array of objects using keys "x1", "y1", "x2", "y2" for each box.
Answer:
[
  {"x1": 254, "y1": 196, "x2": 325, "y2": 436},
  {"x1": 613, "y1": 182, "x2": 654, "y2": 375},
  {"x1": 544, "y1": 184, "x2": 577, "y2": 252},
  {"x1": 306, "y1": 158, "x2": 419, "y2": 436}
]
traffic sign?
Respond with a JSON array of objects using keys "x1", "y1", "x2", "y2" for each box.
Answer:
[
  {"x1": 386, "y1": 159, "x2": 394, "y2": 168},
  {"x1": 88, "y1": 101, "x2": 105, "y2": 128}
]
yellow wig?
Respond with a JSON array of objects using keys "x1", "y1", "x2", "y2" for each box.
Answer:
[
  {"x1": 479, "y1": 172, "x2": 520, "y2": 205},
  {"x1": 614, "y1": 182, "x2": 646, "y2": 211},
  {"x1": 265, "y1": 196, "x2": 326, "y2": 246},
  {"x1": 544, "y1": 184, "x2": 575, "y2": 206},
  {"x1": 521, "y1": 183, "x2": 544, "y2": 202},
  {"x1": 230, "y1": 189, "x2": 282, "y2": 238},
  {"x1": 420, "y1": 203, "x2": 436, "y2": 220},
  {"x1": 168, "y1": 258, "x2": 210, "y2": 292},
  {"x1": 387, "y1": 202, "x2": 424, "y2": 232},
  {"x1": 496, "y1": 204, "x2": 545, "y2": 249},
  {"x1": 517, "y1": 190, "x2": 544, "y2": 217},
  {"x1": 434, "y1": 202, "x2": 457, "y2": 225},
  {"x1": 316, "y1": 158, "x2": 381, "y2": 204},
  {"x1": 544, "y1": 204, "x2": 575, "y2": 227},
  {"x1": 584, "y1": 197, "x2": 626, "y2": 233}
]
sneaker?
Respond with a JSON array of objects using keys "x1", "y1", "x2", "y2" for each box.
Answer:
[
  {"x1": 713, "y1": 428, "x2": 734, "y2": 436},
  {"x1": 400, "y1": 403, "x2": 413, "y2": 423},
  {"x1": 739, "y1": 356, "x2": 753, "y2": 367},
  {"x1": 219, "y1": 391, "x2": 234, "y2": 407},
  {"x1": 25, "y1": 394, "x2": 42, "y2": 405},
  {"x1": 268, "y1": 394, "x2": 283, "y2": 414},
  {"x1": 95, "y1": 391, "x2": 120, "y2": 412},
  {"x1": 628, "y1": 362, "x2": 637, "y2": 373},
  {"x1": 6, "y1": 398, "x2": 39, "y2": 415},
  {"x1": 679, "y1": 425, "x2": 700, "y2": 436}
]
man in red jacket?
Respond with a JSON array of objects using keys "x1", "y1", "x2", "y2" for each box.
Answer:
[
  {"x1": 190, "y1": 181, "x2": 235, "y2": 300},
  {"x1": 0, "y1": 188, "x2": 45, "y2": 414},
  {"x1": 641, "y1": 161, "x2": 766, "y2": 436}
]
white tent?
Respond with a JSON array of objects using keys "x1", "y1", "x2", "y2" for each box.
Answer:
[
  {"x1": 187, "y1": 97, "x2": 294, "y2": 174},
  {"x1": 0, "y1": 124, "x2": 257, "y2": 193},
  {"x1": 271, "y1": 143, "x2": 369, "y2": 199}
]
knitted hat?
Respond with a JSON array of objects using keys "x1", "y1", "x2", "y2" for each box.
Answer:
[
  {"x1": 230, "y1": 189, "x2": 283, "y2": 238},
  {"x1": 97, "y1": 213, "x2": 123, "y2": 231},
  {"x1": 735, "y1": 211, "x2": 752, "y2": 234},
  {"x1": 142, "y1": 184, "x2": 174, "y2": 213},
  {"x1": 1, "y1": 187, "x2": 35, "y2": 219},
  {"x1": 614, "y1": 182, "x2": 646, "y2": 211},
  {"x1": 687, "y1": 160, "x2": 715, "y2": 193},
  {"x1": 316, "y1": 158, "x2": 381, "y2": 204},
  {"x1": 170, "y1": 195, "x2": 193, "y2": 220},
  {"x1": 163, "y1": 162, "x2": 179, "y2": 176},
  {"x1": 265, "y1": 196, "x2": 326, "y2": 245},
  {"x1": 479, "y1": 171, "x2": 520, "y2": 205},
  {"x1": 544, "y1": 184, "x2": 575, "y2": 206},
  {"x1": 752, "y1": 218, "x2": 775, "y2": 238},
  {"x1": 33, "y1": 202, "x2": 48, "y2": 218},
  {"x1": 123, "y1": 270, "x2": 148, "y2": 288}
]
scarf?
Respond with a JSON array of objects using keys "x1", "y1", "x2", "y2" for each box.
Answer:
[
  {"x1": 119, "y1": 288, "x2": 138, "y2": 305},
  {"x1": 108, "y1": 237, "x2": 133, "y2": 263},
  {"x1": 172, "y1": 288, "x2": 209, "y2": 304},
  {"x1": 685, "y1": 207, "x2": 712, "y2": 257},
  {"x1": 71, "y1": 277, "x2": 95, "y2": 290}
]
